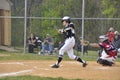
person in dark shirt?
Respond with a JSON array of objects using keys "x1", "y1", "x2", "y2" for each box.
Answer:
[
  {"x1": 112, "y1": 31, "x2": 120, "y2": 49},
  {"x1": 28, "y1": 33, "x2": 37, "y2": 53}
]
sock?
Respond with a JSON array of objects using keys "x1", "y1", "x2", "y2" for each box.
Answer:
[
  {"x1": 56, "y1": 57, "x2": 62, "y2": 65},
  {"x1": 56, "y1": 55, "x2": 63, "y2": 65},
  {"x1": 75, "y1": 57, "x2": 85, "y2": 63}
]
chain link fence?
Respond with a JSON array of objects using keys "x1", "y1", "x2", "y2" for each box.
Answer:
[{"x1": 0, "y1": 0, "x2": 120, "y2": 54}]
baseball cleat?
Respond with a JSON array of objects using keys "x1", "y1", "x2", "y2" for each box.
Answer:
[
  {"x1": 82, "y1": 62, "x2": 87, "y2": 67},
  {"x1": 51, "y1": 64, "x2": 59, "y2": 68}
]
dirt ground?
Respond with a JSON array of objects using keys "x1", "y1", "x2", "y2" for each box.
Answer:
[{"x1": 0, "y1": 60, "x2": 120, "y2": 80}]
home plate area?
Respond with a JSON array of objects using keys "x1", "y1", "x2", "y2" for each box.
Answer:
[{"x1": 0, "y1": 60, "x2": 120, "y2": 80}]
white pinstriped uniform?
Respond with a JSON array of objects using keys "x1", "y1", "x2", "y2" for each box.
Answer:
[
  {"x1": 51, "y1": 16, "x2": 87, "y2": 68},
  {"x1": 59, "y1": 23, "x2": 77, "y2": 59}
]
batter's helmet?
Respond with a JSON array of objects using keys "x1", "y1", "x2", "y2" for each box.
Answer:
[{"x1": 62, "y1": 16, "x2": 71, "y2": 23}]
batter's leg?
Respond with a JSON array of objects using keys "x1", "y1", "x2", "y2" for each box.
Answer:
[{"x1": 67, "y1": 48, "x2": 87, "y2": 67}]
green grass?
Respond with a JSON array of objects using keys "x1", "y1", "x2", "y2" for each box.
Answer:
[
  {"x1": 0, "y1": 50, "x2": 97, "y2": 61},
  {"x1": 0, "y1": 50, "x2": 120, "y2": 61},
  {"x1": 0, "y1": 75, "x2": 82, "y2": 80}
]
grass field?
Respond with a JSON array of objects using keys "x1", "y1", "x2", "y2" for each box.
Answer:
[
  {"x1": 0, "y1": 50, "x2": 120, "y2": 80},
  {"x1": 0, "y1": 75, "x2": 79, "y2": 80}
]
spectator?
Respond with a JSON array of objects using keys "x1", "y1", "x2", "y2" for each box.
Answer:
[
  {"x1": 35, "y1": 36, "x2": 42, "y2": 54},
  {"x1": 106, "y1": 27, "x2": 115, "y2": 42},
  {"x1": 28, "y1": 33, "x2": 37, "y2": 53},
  {"x1": 77, "y1": 37, "x2": 89, "y2": 55},
  {"x1": 77, "y1": 40, "x2": 82, "y2": 52},
  {"x1": 35, "y1": 36, "x2": 42, "y2": 48},
  {"x1": 42, "y1": 34, "x2": 54, "y2": 55},
  {"x1": 112, "y1": 31, "x2": 120, "y2": 49}
]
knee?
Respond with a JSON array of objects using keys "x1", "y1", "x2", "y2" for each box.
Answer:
[
  {"x1": 59, "y1": 48, "x2": 65, "y2": 53},
  {"x1": 68, "y1": 55, "x2": 75, "y2": 59},
  {"x1": 97, "y1": 58, "x2": 113, "y2": 66},
  {"x1": 97, "y1": 58, "x2": 103, "y2": 64}
]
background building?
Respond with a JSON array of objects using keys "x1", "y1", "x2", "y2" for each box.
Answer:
[{"x1": 0, "y1": 0, "x2": 12, "y2": 46}]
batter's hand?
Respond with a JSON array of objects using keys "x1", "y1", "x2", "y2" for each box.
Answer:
[{"x1": 58, "y1": 29, "x2": 63, "y2": 34}]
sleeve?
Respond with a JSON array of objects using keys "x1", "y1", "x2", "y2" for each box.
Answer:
[{"x1": 99, "y1": 43, "x2": 104, "y2": 48}]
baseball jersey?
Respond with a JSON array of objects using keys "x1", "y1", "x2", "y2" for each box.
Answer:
[
  {"x1": 99, "y1": 41, "x2": 117, "y2": 58},
  {"x1": 63, "y1": 23, "x2": 75, "y2": 39}
]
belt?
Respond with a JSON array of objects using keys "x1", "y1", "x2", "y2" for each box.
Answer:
[{"x1": 65, "y1": 36, "x2": 74, "y2": 39}]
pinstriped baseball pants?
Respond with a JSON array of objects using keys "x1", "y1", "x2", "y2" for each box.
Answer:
[{"x1": 59, "y1": 37, "x2": 76, "y2": 59}]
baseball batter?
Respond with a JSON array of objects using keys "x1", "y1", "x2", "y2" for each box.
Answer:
[{"x1": 51, "y1": 16, "x2": 87, "y2": 68}]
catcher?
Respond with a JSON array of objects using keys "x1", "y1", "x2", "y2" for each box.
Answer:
[{"x1": 90, "y1": 35, "x2": 117, "y2": 66}]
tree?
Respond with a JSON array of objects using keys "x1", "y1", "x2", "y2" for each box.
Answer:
[{"x1": 10, "y1": 0, "x2": 120, "y2": 46}]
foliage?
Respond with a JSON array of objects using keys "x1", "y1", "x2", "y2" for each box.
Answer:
[
  {"x1": 10, "y1": 0, "x2": 120, "y2": 47},
  {"x1": 101, "y1": 0, "x2": 117, "y2": 18}
]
